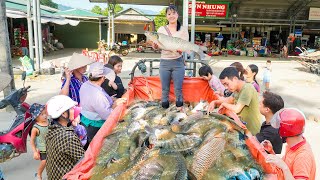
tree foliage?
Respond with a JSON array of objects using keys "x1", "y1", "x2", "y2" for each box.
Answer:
[
  {"x1": 40, "y1": 0, "x2": 58, "y2": 9},
  {"x1": 154, "y1": 8, "x2": 167, "y2": 31},
  {"x1": 91, "y1": 5, "x2": 102, "y2": 15},
  {"x1": 91, "y1": 4, "x2": 123, "y2": 16}
]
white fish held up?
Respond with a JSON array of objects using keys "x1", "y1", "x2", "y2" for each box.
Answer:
[{"x1": 145, "y1": 31, "x2": 209, "y2": 60}]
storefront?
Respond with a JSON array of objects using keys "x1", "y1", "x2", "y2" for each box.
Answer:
[
  {"x1": 6, "y1": 0, "x2": 80, "y2": 56},
  {"x1": 114, "y1": 8, "x2": 154, "y2": 46}
]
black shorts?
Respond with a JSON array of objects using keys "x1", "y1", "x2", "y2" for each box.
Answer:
[{"x1": 39, "y1": 151, "x2": 47, "y2": 160}]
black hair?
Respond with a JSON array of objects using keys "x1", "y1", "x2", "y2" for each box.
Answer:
[
  {"x1": 108, "y1": 55, "x2": 123, "y2": 67},
  {"x1": 262, "y1": 91, "x2": 284, "y2": 114},
  {"x1": 199, "y1": 66, "x2": 213, "y2": 77},
  {"x1": 230, "y1": 62, "x2": 245, "y2": 80},
  {"x1": 89, "y1": 74, "x2": 104, "y2": 81},
  {"x1": 267, "y1": 60, "x2": 271, "y2": 63},
  {"x1": 248, "y1": 64, "x2": 259, "y2": 85},
  {"x1": 165, "y1": 5, "x2": 181, "y2": 31},
  {"x1": 104, "y1": 63, "x2": 114, "y2": 70},
  {"x1": 219, "y1": 67, "x2": 239, "y2": 80}
]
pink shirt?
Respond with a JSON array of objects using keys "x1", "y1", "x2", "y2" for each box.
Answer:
[
  {"x1": 209, "y1": 75, "x2": 225, "y2": 94},
  {"x1": 157, "y1": 25, "x2": 189, "y2": 59}
]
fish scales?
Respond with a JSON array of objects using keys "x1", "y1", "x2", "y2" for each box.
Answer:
[
  {"x1": 174, "y1": 153, "x2": 188, "y2": 180},
  {"x1": 156, "y1": 135, "x2": 202, "y2": 152},
  {"x1": 191, "y1": 137, "x2": 226, "y2": 180},
  {"x1": 135, "y1": 162, "x2": 164, "y2": 180},
  {"x1": 157, "y1": 33, "x2": 204, "y2": 55}
]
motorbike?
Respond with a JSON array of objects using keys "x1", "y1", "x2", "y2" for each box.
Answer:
[
  {"x1": 0, "y1": 71, "x2": 33, "y2": 163},
  {"x1": 110, "y1": 44, "x2": 129, "y2": 56}
]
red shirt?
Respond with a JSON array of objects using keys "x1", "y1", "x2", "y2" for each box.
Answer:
[
  {"x1": 283, "y1": 138, "x2": 316, "y2": 180},
  {"x1": 21, "y1": 38, "x2": 27, "y2": 47}
]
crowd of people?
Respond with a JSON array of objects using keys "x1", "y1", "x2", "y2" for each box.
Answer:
[
  {"x1": 28, "y1": 52, "x2": 127, "y2": 180},
  {"x1": 23, "y1": 4, "x2": 316, "y2": 180}
]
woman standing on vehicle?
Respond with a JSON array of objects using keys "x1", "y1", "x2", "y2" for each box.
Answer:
[{"x1": 153, "y1": 4, "x2": 189, "y2": 111}]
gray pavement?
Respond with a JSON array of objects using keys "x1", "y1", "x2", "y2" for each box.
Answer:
[{"x1": 1, "y1": 50, "x2": 319, "y2": 179}]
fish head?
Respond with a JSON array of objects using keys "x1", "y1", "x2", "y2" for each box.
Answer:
[{"x1": 145, "y1": 31, "x2": 159, "y2": 42}]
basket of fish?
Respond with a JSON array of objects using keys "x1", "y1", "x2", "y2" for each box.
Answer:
[{"x1": 65, "y1": 67, "x2": 283, "y2": 180}]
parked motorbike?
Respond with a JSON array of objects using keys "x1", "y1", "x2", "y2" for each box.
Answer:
[
  {"x1": 0, "y1": 71, "x2": 32, "y2": 163},
  {"x1": 110, "y1": 44, "x2": 129, "y2": 56}
]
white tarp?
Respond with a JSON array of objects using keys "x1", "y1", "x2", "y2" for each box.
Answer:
[
  {"x1": 6, "y1": 9, "x2": 26, "y2": 18},
  {"x1": 40, "y1": 17, "x2": 80, "y2": 26}
]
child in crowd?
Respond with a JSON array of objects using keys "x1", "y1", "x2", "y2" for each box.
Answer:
[
  {"x1": 29, "y1": 103, "x2": 48, "y2": 180},
  {"x1": 101, "y1": 55, "x2": 126, "y2": 98},
  {"x1": 70, "y1": 106, "x2": 88, "y2": 148},
  {"x1": 263, "y1": 60, "x2": 272, "y2": 91},
  {"x1": 245, "y1": 64, "x2": 260, "y2": 93},
  {"x1": 199, "y1": 66, "x2": 225, "y2": 96}
]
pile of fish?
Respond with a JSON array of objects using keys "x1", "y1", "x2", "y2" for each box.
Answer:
[{"x1": 91, "y1": 101, "x2": 264, "y2": 180}]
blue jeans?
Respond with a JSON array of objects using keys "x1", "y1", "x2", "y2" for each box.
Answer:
[
  {"x1": 160, "y1": 57, "x2": 185, "y2": 107},
  {"x1": 21, "y1": 47, "x2": 28, "y2": 56}
]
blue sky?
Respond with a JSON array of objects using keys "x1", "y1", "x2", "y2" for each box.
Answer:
[{"x1": 52, "y1": 0, "x2": 165, "y2": 13}]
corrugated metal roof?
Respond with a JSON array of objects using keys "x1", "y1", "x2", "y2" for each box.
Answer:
[
  {"x1": 115, "y1": 8, "x2": 153, "y2": 21},
  {"x1": 54, "y1": 8, "x2": 106, "y2": 19},
  {"x1": 6, "y1": 0, "x2": 58, "y2": 15}
]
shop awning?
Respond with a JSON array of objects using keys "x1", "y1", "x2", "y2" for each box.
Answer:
[
  {"x1": 6, "y1": 9, "x2": 26, "y2": 18},
  {"x1": 6, "y1": 8, "x2": 80, "y2": 26},
  {"x1": 41, "y1": 17, "x2": 80, "y2": 26}
]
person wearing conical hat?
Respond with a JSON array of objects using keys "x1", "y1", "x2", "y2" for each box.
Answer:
[{"x1": 60, "y1": 53, "x2": 95, "y2": 104}]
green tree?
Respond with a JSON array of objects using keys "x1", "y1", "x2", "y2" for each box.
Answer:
[
  {"x1": 40, "y1": 0, "x2": 58, "y2": 9},
  {"x1": 91, "y1": 5, "x2": 102, "y2": 15},
  {"x1": 102, "y1": 4, "x2": 123, "y2": 16},
  {"x1": 154, "y1": 8, "x2": 167, "y2": 31}
]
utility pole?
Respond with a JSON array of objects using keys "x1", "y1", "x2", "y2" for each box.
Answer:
[{"x1": 0, "y1": 0, "x2": 16, "y2": 96}]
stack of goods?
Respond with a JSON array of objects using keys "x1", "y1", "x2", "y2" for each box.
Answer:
[
  {"x1": 14, "y1": 28, "x2": 21, "y2": 47},
  {"x1": 91, "y1": 101, "x2": 264, "y2": 180}
]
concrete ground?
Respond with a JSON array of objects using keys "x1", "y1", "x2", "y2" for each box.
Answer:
[{"x1": 1, "y1": 49, "x2": 319, "y2": 179}]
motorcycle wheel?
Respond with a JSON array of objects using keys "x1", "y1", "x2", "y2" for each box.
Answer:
[{"x1": 121, "y1": 49, "x2": 129, "y2": 56}]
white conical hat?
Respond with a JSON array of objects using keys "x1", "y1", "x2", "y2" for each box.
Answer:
[
  {"x1": 67, "y1": 53, "x2": 95, "y2": 71},
  {"x1": 0, "y1": 72, "x2": 12, "y2": 92}
]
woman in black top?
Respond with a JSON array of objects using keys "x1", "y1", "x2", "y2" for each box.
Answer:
[{"x1": 101, "y1": 55, "x2": 125, "y2": 98}]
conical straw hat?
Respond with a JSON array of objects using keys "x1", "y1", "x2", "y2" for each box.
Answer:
[
  {"x1": 67, "y1": 53, "x2": 95, "y2": 71},
  {"x1": 0, "y1": 72, "x2": 12, "y2": 92}
]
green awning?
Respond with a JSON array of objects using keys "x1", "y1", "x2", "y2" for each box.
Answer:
[{"x1": 6, "y1": 0, "x2": 55, "y2": 15}]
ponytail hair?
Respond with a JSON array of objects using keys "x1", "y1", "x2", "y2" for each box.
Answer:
[{"x1": 177, "y1": 20, "x2": 181, "y2": 31}]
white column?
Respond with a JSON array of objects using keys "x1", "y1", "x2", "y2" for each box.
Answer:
[
  {"x1": 182, "y1": 0, "x2": 189, "y2": 60},
  {"x1": 107, "y1": 11, "x2": 110, "y2": 48},
  {"x1": 190, "y1": 0, "x2": 196, "y2": 60},
  {"x1": 26, "y1": 0, "x2": 34, "y2": 62},
  {"x1": 36, "y1": 0, "x2": 43, "y2": 66},
  {"x1": 182, "y1": 0, "x2": 188, "y2": 27},
  {"x1": 99, "y1": 18, "x2": 102, "y2": 40},
  {"x1": 111, "y1": 12, "x2": 115, "y2": 45},
  {"x1": 32, "y1": 0, "x2": 39, "y2": 70}
]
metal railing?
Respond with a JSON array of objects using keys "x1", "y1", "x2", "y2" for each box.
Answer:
[{"x1": 130, "y1": 59, "x2": 210, "y2": 81}]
